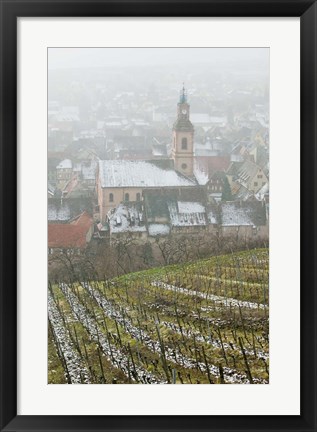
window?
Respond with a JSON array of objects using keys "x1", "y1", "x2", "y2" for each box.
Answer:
[
  {"x1": 258, "y1": 174, "x2": 263, "y2": 179},
  {"x1": 181, "y1": 137, "x2": 188, "y2": 149},
  {"x1": 181, "y1": 163, "x2": 187, "y2": 170},
  {"x1": 125, "y1": 193, "x2": 129, "y2": 202},
  {"x1": 254, "y1": 182, "x2": 258, "y2": 187},
  {"x1": 136, "y1": 193, "x2": 141, "y2": 201},
  {"x1": 109, "y1": 193, "x2": 114, "y2": 202}
]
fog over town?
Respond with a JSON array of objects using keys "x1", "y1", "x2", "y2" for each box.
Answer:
[{"x1": 48, "y1": 48, "x2": 269, "y2": 385}]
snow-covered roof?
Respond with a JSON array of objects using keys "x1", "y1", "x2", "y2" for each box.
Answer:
[
  {"x1": 178, "y1": 201, "x2": 205, "y2": 213},
  {"x1": 48, "y1": 202, "x2": 71, "y2": 221},
  {"x1": 148, "y1": 224, "x2": 170, "y2": 236},
  {"x1": 108, "y1": 204, "x2": 146, "y2": 234},
  {"x1": 194, "y1": 165, "x2": 209, "y2": 185},
  {"x1": 99, "y1": 160, "x2": 196, "y2": 188},
  {"x1": 255, "y1": 182, "x2": 269, "y2": 200},
  {"x1": 190, "y1": 113, "x2": 211, "y2": 124},
  {"x1": 221, "y1": 202, "x2": 254, "y2": 226},
  {"x1": 56, "y1": 159, "x2": 72, "y2": 170},
  {"x1": 168, "y1": 201, "x2": 207, "y2": 227}
]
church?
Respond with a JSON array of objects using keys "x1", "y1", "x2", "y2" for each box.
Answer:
[
  {"x1": 95, "y1": 87, "x2": 268, "y2": 242},
  {"x1": 96, "y1": 86, "x2": 201, "y2": 224}
]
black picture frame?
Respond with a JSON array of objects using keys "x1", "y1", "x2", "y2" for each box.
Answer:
[{"x1": 1, "y1": 1, "x2": 316, "y2": 431}]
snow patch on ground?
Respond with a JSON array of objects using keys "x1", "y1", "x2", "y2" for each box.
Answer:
[
  {"x1": 151, "y1": 281, "x2": 267, "y2": 310},
  {"x1": 48, "y1": 291, "x2": 91, "y2": 383}
]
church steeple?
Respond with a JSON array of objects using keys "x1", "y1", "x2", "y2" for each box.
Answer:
[
  {"x1": 174, "y1": 84, "x2": 193, "y2": 129},
  {"x1": 179, "y1": 83, "x2": 187, "y2": 104},
  {"x1": 172, "y1": 85, "x2": 194, "y2": 177}
]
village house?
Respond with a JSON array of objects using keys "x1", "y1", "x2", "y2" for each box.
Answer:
[
  {"x1": 48, "y1": 198, "x2": 93, "y2": 224},
  {"x1": 227, "y1": 159, "x2": 268, "y2": 195},
  {"x1": 48, "y1": 211, "x2": 93, "y2": 255},
  {"x1": 219, "y1": 201, "x2": 268, "y2": 240},
  {"x1": 56, "y1": 159, "x2": 73, "y2": 189},
  {"x1": 206, "y1": 171, "x2": 228, "y2": 202}
]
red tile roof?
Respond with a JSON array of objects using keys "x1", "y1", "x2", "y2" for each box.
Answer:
[
  {"x1": 48, "y1": 211, "x2": 93, "y2": 249},
  {"x1": 70, "y1": 211, "x2": 92, "y2": 226}
]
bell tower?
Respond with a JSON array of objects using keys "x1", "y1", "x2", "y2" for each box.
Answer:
[{"x1": 172, "y1": 85, "x2": 194, "y2": 177}]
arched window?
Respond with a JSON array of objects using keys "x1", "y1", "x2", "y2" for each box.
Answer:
[
  {"x1": 109, "y1": 193, "x2": 114, "y2": 202},
  {"x1": 125, "y1": 193, "x2": 129, "y2": 202},
  {"x1": 136, "y1": 193, "x2": 141, "y2": 202},
  {"x1": 181, "y1": 163, "x2": 187, "y2": 170},
  {"x1": 181, "y1": 137, "x2": 188, "y2": 149}
]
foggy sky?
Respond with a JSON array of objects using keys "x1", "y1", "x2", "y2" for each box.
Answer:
[{"x1": 48, "y1": 48, "x2": 269, "y2": 70}]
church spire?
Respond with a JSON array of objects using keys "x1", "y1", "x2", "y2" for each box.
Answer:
[
  {"x1": 172, "y1": 85, "x2": 194, "y2": 177},
  {"x1": 179, "y1": 83, "x2": 187, "y2": 104}
]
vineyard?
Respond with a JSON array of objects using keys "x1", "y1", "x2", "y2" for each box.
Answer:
[{"x1": 48, "y1": 248, "x2": 269, "y2": 384}]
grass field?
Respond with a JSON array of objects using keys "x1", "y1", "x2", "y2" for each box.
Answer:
[{"x1": 48, "y1": 248, "x2": 269, "y2": 384}]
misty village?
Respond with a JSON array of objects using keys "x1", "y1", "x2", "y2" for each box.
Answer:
[{"x1": 48, "y1": 49, "x2": 269, "y2": 385}]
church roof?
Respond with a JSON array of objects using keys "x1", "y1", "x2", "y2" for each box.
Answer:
[
  {"x1": 99, "y1": 160, "x2": 196, "y2": 188},
  {"x1": 56, "y1": 159, "x2": 72, "y2": 169}
]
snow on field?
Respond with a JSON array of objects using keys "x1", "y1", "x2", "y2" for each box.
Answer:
[
  {"x1": 82, "y1": 283, "x2": 264, "y2": 383},
  {"x1": 151, "y1": 281, "x2": 267, "y2": 310},
  {"x1": 60, "y1": 283, "x2": 163, "y2": 384},
  {"x1": 48, "y1": 292, "x2": 91, "y2": 384},
  {"x1": 161, "y1": 321, "x2": 269, "y2": 361}
]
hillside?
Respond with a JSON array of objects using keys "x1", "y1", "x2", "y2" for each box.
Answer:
[{"x1": 48, "y1": 248, "x2": 269, "y2": 384}]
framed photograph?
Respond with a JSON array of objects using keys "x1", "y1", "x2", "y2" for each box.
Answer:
[{"x1": 0, "y1": 1, "x2": 316, "y2": 431}]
